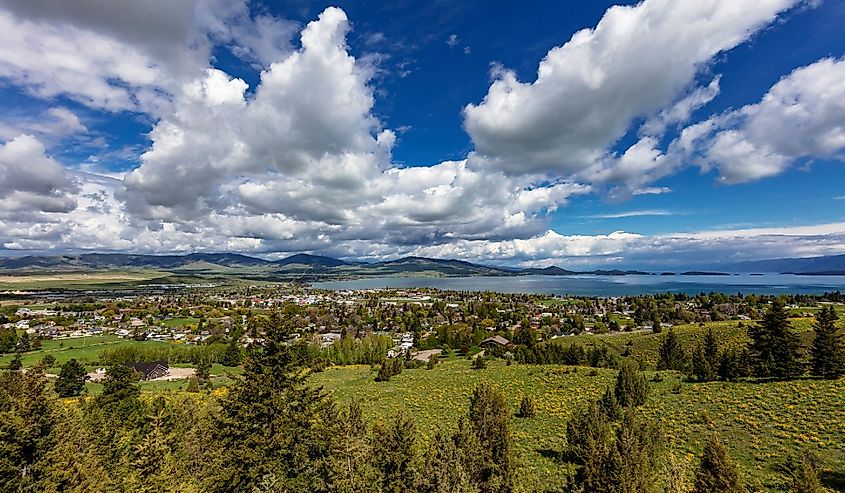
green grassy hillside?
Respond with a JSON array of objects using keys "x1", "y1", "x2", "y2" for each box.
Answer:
[{"x1": 312, "y1": 357, "x2": 845, "y2": 491}]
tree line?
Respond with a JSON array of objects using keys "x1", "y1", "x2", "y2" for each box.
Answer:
[{"x1": 657, "y1": 302, "x2": 844, "y2": 381}]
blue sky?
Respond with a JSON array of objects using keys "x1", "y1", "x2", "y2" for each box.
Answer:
[{"x1": 0, "y1": 0, "x2": 844, "y2": 267}]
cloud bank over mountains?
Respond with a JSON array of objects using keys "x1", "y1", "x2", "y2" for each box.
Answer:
[{"x1": 0, "y1": 0, "x2": 844, "y2": 266}]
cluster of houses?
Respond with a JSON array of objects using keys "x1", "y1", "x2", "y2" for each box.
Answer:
[{"x1": 386, "y1": 332, "x2": 415, "y2": 358}]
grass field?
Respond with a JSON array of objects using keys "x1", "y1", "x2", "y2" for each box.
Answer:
[
  {"x1": 311, "y1": 359, "x2": 845, "y2": 492},
  {"x1": 1, "y1": 335, "x2": 242, "y2": 395},
  {"x1": 162, "y1": 317, "x2": 200, "y2": 328},
  {"x1": 0, "y1": 335, "x2": 174, "y2": 370}
]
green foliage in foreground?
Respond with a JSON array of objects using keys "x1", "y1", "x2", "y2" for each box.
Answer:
[{"x1": 0, "y1": 318, "x2": 843, "y2": 492}]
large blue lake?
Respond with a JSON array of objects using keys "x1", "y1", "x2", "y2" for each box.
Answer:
[{"x1": 310, "y1": 274, "x2": 845, "y2": 296}]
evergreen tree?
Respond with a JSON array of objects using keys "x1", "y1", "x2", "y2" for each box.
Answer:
[
  {"x1": 718, "y1": 348, "x2": 751, "y2": 382},
  {"x1": 0, "y1": 364, "x2": 53, "y2": 491},
  {"x1": 372, "y1": 411, "x2": 417, "y2": 493},
  {"x1": 472, "y1": 355, "x2": 487, "y2": 370},
  {"x1": 692, "y1": 435, "x2": 743, "y2": 493},
  {"x1": 810, "y1": 305, "x2": 844, "y2": 379},
  {"x1": 128, "y1": 397, "x2": 179, "y2": 493},
  {"x1": 469, "y1": 383, "x2": 514, "y2": 493},
  {"x1": 517, "y1": 396, "x2": 536, "y2": 418},
  {"x1": 330, "y1": 402, "x2": 379, "y2": 493},
  {"x1": 375, "y1": 358, "x2": 403, "y2": 382},
  {"x1": 566, "y1": 400, "x2": 614, "y2": 491},
  {"x1": 614, "y1": 361, "x2": 649, "y2": 408},
  {"x1": 692, "y1": 329, "x2": 719, "y2": 382},
  {"x1": 657, "y1": 328, "x2": 688, "y2": 371},
  {"x1": 609, "y1": 407, "x2": 662, "y2": 493},
  {"x1": 208, "y1": 321, "x2": 334, "y2": 493},
  {"x1": 88, "y1": 364, "x2": 144, "y2": 475},
  {"x1": 749, "y1": 301, "x2": 804, "y2": 379},
  {"x1": 788, "y1": 452, "x2": 824, "y2": 493},
  {"x1": 452, "y1": 416, "x2": 485, "y2": 489},
  {"x1": 54, "y1": 358, "x2": 88, "y2": 397},
  {"x1": 195, "y1": 358, "x2": 213, "y2": 390},
  {"x1": 15, "y1": 331, "x2": 31, "y2": 353},
  {"x1": 418, "y1": 430, "x2": 477, "y2": 493},
  {"x1": 8, "y1": 353, "x2": 22, "y2": 371},
  {"x1": 513, "y1": 326, "x2": 536, "y2": 348},
  {"x1": 185, "y1": 377, "x2": 200, "y2": 393},
  {"x1": 195, "y1": 358, "x2": 212, "y2": 381},
  {"x1": 598, "y1": 386, "x2": 622, "y2": 421},
  {"x1": 567, "y1": 402, "x2": 662, "y2": 493},
  {"x1": 96, "y1": 364, "x2": 141, "y2": 410},
  {"x1": 34, "y1": 404, "x2": 113, "y2": 493},
  {"x1": 220, "y1": 337, "x2": 242, "y2": 367}
]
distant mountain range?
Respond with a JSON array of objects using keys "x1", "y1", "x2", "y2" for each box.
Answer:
[
  {"x1": 0, "y1": 252, "x2": 648, "y2": 278},
  {"x1": 724, "y1": 254, "x2": 845, "y2": 275},
  {"x1": 2, "y1": 252, "x2": 844, "y2": 278}
]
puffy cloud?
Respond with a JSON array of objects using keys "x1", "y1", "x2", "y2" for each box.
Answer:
[
  {"x1": 121, "y1": 8, "x2": 587, "y2": 250},
  {"x1": 464, "y1": 0, "x2": 802, "y2": 178},
  {"x1": 678, "y1": 57, "x2": 845, "y2": 183},
  {"x1": 0, "y1": 1, "x2": 296, "y2": 114},
  {"x1": 0, "y1": 135, "x2": 78, "y2": 218},
  {"x1": 0, "y1": 9, "x2": 167, "y2": 112}
]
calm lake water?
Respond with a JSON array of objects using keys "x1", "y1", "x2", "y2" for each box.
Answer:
[{"x1": 310, "y1": 274, "x2": 845, "y2": 296}]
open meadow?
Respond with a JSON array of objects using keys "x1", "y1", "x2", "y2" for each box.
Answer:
[{"x1": 311, "y1": 358, "x2": 845, "y2": 492}]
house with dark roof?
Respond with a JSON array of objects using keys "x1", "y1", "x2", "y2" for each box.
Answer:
[{"x1": 128, "y1": 361, "x2": 170, "y2": 380}]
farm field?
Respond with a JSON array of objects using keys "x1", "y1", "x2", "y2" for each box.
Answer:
[
  {"x1": 311, "y1": 358, "x2": 845, "y2": 492},
  {"x1": 0, "y1": 270, "x2": 171, "y2": 290}
]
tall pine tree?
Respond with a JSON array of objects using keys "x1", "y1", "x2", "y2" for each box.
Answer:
[
  {"x1": 658, "y1": 328, "x2": 688, "y2": 371},
  {"x1": 810, "y1": 305, "x2": 844, "y2": 379},
  {"x1": 749, "y1": 301, "x2": 804, "y2": 379},
  {"x1": 692, "y1": 329, "x2": 720, "y2": 382},
  {"x1": 372, "y1": 411, "x2": 417, "y2": 493},
  {"x1": 208, "y1": 318, "x2": 334, "y2": 493},
  {"x1": 330, "y1": 402, "x2": 380, "y2": 493},
  {"x1": 469, "y1": 383, "x2": 515, "y2": 493},
  {"x1": 54, "y1": 358, "x2": 88, "y2": 397}
]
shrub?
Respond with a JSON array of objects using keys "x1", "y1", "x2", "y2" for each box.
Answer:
[
  {"x1": 40, "y1": 354, "x2": 57, "y2": 368},
  {"x1": 614, "y1": 360, "x2": 649, "y2": 408},
  {"x1": 693, "y1": 434, "x2": 743, "y2": 493},
  {"x1": 517, "y1": 396, "x2": 536, "y2": 418},
  {"x1": 375, "y1": 358, "x2": 403, "y2": 382}
]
